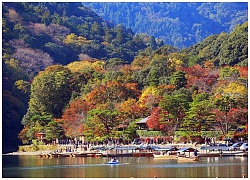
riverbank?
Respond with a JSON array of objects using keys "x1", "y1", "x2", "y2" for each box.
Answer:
[
  {"x1": 4, "y1": 141, "x2": 232, "y2": 156},
  {"x1": 4, "y1": 151, "x2": 50, "y2": 156},
  {"x1": 3, "y1": 143, "x2": 191, "y2": 155}
]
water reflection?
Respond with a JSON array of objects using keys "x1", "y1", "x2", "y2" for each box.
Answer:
[{"x1": 2, "y1": 155, "x2": 248, "y2": 178}]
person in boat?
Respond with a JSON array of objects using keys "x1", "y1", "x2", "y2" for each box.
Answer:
[
  {"x1": 112, "y1": 157, "x2": 117, "y2": 162},
  {"x1": 194, "y1": 149, "x2": 198, "y2": 157}
]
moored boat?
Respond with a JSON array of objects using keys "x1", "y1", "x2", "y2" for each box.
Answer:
[
  {"x1": 235, "y1": 152, "x2": 248, "y2": 157},
  {"x1": 153, "y1": 154, "x2": 177, "y2": 159}
]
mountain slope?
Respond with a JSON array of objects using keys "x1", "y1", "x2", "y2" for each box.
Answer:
[
  {"x1": 83, "y1": 2, "x2": 248, "y2": 48},
  {"x1": 3, "y1": 2, "x2": 162, "y2": 76}
]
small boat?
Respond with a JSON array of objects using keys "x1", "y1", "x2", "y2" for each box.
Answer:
[{"x1": 108, "y1": 159, "x2": 119, "y2": 164}]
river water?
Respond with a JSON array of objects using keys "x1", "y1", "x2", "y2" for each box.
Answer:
[{"x1": 2, "y1": 155, "x2": 248, "y2": 178}]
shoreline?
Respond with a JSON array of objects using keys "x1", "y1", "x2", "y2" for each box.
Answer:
[
  {"x1": 3, "y1": 142, "x2": 226, "y2": 156},
  {"x1": 3, "y1": 151, "x2": 51, "y2": 156}
]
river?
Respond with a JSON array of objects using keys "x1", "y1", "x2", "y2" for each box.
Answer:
[{"x1": 2, "y1": 155, "x2": 248, "y2": 178}]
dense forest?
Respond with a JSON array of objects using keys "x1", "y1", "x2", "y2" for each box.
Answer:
[
  {"x1": 84, "y1": 2, "x2": 248, "y2": 48},
  {"x1": 2, "y1": 2, "x2": 248, "y2": 153}
]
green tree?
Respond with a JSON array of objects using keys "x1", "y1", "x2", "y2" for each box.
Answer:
[
  {"x1": 45, "y1": 120, "x2": 64, "y2": 142},
  {"x1": 84, "y1": 109, "x2": 119, "y2": 142},
  {"x1": 148, "y1": 68, "x2": 159, "y2": 86},
  {"x1": 170, "y1": 71, "x2": 187, "y2": 89},
  {"x1": 159, "y1": 88, "x2": 192, "y2": 131},
  {"x1": 181, "y1": 93, "x2": 215, "y2": 137},
  {"x1": 41, "y1": 10, "x2": 51, "y2": 25},
  {"x1": 26, "y1": 65, "x2": 72, "y2": 119},
  {"x1": 113, "y1": 24, "x2": 127, "y2": 44}
]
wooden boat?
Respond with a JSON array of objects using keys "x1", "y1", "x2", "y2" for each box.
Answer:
[
  {"x1": 197, "y1": 152, "x2": 221, "y2": 157},
  {"x1": 177, "y1": 155, "x2": 200, "y2": 162},
  {"x1": 235, "y1": 152, "x2": 248, "y2": 157}
]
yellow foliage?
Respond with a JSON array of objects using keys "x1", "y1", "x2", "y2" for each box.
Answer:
[
  {"x1": 63, "y1": 33, "x2": 89, "y2": 46},
  {"x1": 223, "y1": 82, "x2": 247, "y2": 98},
  {"x1": 138, "y1": 86, "x2": 160, "y2": 107},
  {"x1": 66, "y1": 60, "x2": 104, "y2": 73},
  {"x1": 167, "y1": 53, "x2": 184, "y2": 71}
]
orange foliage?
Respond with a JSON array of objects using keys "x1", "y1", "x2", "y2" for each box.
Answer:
[
  {"x1": 85, "y1": 81, "x2": 140, "y2": 106},
  {"x1": 59, "y1": 99, "x2": 95, "y2": 138},
  {"x1": 147, "y1": 107, "x2": 162, "y2": 130},
  {"x1": 234, "y1": 66, "x2": 248, "y2": 79}
]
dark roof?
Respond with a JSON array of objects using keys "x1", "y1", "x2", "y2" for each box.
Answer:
[{"x1": 177, "y1": 147, "x2": 198, "y2": 152}]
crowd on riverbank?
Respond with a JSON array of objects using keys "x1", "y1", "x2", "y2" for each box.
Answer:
[{"x1": 6, "y1": 141, "x2": 231, "y2": 156}]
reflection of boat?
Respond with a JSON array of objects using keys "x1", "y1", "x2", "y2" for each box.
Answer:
[{"x1": 177, "y1": 155, "x2": 200, "y2": 162}]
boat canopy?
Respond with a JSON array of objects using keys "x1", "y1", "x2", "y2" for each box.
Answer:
[
  {"x1": 154, "y1": 146, "x2": 179, "y2": 151},
  {"x1": 177, "y1": 147, "x2": 198, "y2": 152}
]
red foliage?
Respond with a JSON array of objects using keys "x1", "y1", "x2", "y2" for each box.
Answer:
[
  {"x1": 59, "y1": 99, "x2": 95, "y2": 138},
  {"x1": 234, "y1": 66, "x2": 248, "y2": 79},
  {"x1": 147, "y1": 107, "x2": 162, "y2": 130},
  {"x1": 212, "y1": 108, "x2": 248, "y2": 135}
]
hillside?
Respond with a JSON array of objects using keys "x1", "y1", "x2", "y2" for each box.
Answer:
[
  {"x1": 2, "y1": 2, "x2": 162, "y2": 153},
  {"x1": 2, "y1": 2, "x2": 248, "y2": 153},
  {"x1": 84, "y1": 2, "x2": 248, "y2": 48},
  {"x1": 3, "y1": 2, "x2": 163, "y2": 77}
]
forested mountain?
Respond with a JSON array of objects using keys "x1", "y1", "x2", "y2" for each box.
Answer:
[
  {"x1": 84, "y1": 2, "x2": 248, "y2": 48},
  {"x1": 2, "y1": 2, "x2": 162, "y2": 153},
  {"x1": 2, "y1": 2, "x2": 248, "y2": 153},
  {"x1": 3, "y1": 2, "x2": 163, "y2": 77}
]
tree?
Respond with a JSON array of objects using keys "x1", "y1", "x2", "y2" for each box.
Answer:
[
  {"x1": 214, "y1": 95, "x2": 236, "y2": 135},
  {"x1": 181, "y1": 93, "x2": 215, "y2": 137},
  {"x1": 148, "y1": 68, "x2": 159, "y2": 86},
  {"x1": 85, "y1": 81, "x2": 140, "y2": 110},
  {"x1": 117, "y1": 98, "x2": 148, "y2": 127},
  {"x1": 222, "y1": 82, "x2": 247, "y2": 108},
  {"x1": 84, "y1": 109, "x2": 119, "y2": 142},
  {"x1": 147, "y1": 107, "x2": 162, "y2": 130},
  {"x1": 138, "y1": 86, "x2": 160, "y2": 113},
  {"x1": 212, "y1": 108, "x2": 248, "y2": 136},
  {"x1": 24, "y1": 65, "x2": 72, "y2": 121},
  {"x1": 159, "y1": 88, "x2": 192, "y2": 131},
  {"x1": 45, "y1": 120, "x2": 64, "y2": 142},
  {"x1": 219, "y1": 66, "x2": 240, "y2": 81},
  {"x1": 41, "y1": 10, "x2": 51, "y2": 25},
  {"x1": 58, "y1": 99, "x2": 94, "y2": 138},
  {"x1": 170, "y1": 71, "x2": 187, "y2": 89},
  {"x1": 113, "y1": 24, "x2": 127, "y2": 44}
]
